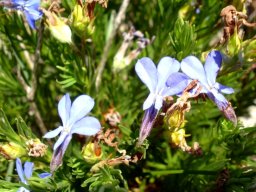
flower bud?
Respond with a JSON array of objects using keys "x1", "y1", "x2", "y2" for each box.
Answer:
[
  {"x1": 44, "y1": 10, "x2": 72, "y2": 43},
  {"x1": 0, "y1": 142, "x2": 26, "y2": 159},
  {"x1": 164, "y1": 109, "x2": 186, "y2": 130},
  {"x1": 81, "y1": 142, "x2": 102, "y2": 164},
  {"x1": 71, "y1": 3, "x2": 94, "y2": 38},
  {"x1": 226, "y1": 28, "x2": 241, "y2": 57},
  {"x1": 170, "y1": 129, "x2": 190, "y2": 151}
]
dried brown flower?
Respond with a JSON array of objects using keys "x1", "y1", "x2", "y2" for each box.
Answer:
[
  {"x1": 220, "y1": 5, "x2": 256, "y2": 43},
  {"x1": 26, "y1": 139, "x2": 48, "y2": 157}
]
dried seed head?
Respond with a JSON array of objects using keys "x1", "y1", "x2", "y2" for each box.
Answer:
[
  {"x1": 26, "y1": 139, "x2": 48, "y2": 157},
  {"x1": 103, "y1": 108, "x2": 122, "y2": 127}
]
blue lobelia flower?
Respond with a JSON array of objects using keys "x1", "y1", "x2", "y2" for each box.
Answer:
[
  {"x1": 180, "y1": 50, "x2": 237, "y2": 124},
  {"x1": 135, "y1": 57, "x2": 186, "y2": 145},
  {"x1": 10, "y1": 0, "x2": 43, "y2": 29},
  {"x1": 43, "y1": 94, "x2": 101, "y2": 172},
  {"x1": 16, "y1": 158, "x2": 33, "y2": 192}
]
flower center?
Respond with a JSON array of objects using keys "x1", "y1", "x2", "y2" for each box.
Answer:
[{"x1": 63, "y1": 126, "x2": 71, "y2": 133}]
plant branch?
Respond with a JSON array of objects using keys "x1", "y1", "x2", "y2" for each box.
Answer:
[
  {"x1": 95, "y1": 0, "x2": 130, "y2": 90},
  {"x1": 28, "y1": 20, "x2": 44, "y2": 101},
  {"x1": 16, "y1": 21, "x2": 48, "y2": 135}
]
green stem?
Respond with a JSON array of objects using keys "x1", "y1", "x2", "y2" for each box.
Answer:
[
  {"x1": 149, "y1": 169, "x2": 217, "y2": 176},
  {"x1": 5, "y1": 160, "x2": 14, "y2": 182}
]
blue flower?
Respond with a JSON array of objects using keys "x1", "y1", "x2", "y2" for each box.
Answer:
[
  {"x1": 179, "y1": 50, "x2": 237, "y2": 124},
  {"x1": 16, "y1": 158, "x2": 33, "y2": 192},
  {"x1": 43, "y1": 94, "x2": 101, "y2": 172},
  {"x1": 11, "y1": 0, "x2": 43, "y2": 29},
  {"x1": 135, "y1": 57, "x2": 186, "y2": 145},
  {"x1": 16, "y1": 158, "x2": 51, "y2": 191}
]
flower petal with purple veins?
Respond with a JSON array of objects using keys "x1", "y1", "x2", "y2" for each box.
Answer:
[
  {"x1": 69, "y1": 95, "x2": 95, "y2": 125},
  {"x1": 53, "y1": 132, "x2": 69, "y2": 150},
  {"x1": 71, "y1": 116, "x2": 101, "y2": 135},
  {"x1": 58, "y1": 94, "x2": 71, "y2": 127},
  {"x1": 165, "y1": 72, "x2": 191, "y2": 96},
  {"x1": 50, "y1": 134, "x2": 72, "y2": 173},
  {"x1": 204, "y1": 50, "x2": 222, "y2": 87},
  {"x1": 138, "y1": 105, "x2": 158, "y2": 145},
  {"x1": 207, "y1": 92, "x2": 237, "y2": 124},
  {"x1": 222, "y1": 105, "x2": 237, "y2": 125},
  {"x1": 135, "y1": 57, "x2": 158, "y2": 93},
  {"x1": 181, "y1": 56, "x2": 208, "y2": 87},
  {"x1": 156, "y1": 57, "x2": 180, "y2": 91},
  {"x1": 210, "y1": 88, "x2": 229, "y2": 104}
]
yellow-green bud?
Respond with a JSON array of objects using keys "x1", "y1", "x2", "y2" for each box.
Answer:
[
  {"x1": 0, "y1": 142, "x2": 26, "y2": 160},
  {"x1": 170, "y1": 129, "x2": 190, "y2": 151},
  {"x1": 226, "y1": 28, "x2": 241, "y2": 57},
  {"x1": 165, "y1": 109, "x2": 186, "y2": 130},
  {"x1": 71, "y1": 4, "x2": 95, "y2": 38},
  {"x1": 44, "y1": 10, "x2": 72, "y2": 43},
  {"x1": 81, "y1": 142, "x2": 102, "y2": 164}
]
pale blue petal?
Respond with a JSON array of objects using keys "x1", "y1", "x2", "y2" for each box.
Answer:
[
  {"x1": 69, "y1": 95, "x2": 94, "y2": 125},
  {"x1": 156, "y1": 57, "x2": 180, "y2": 91},
  {"x1": 204, "y1": 50, "x2": 222, "y2": 86},
  {"x1": 43, "y1": 126, "x2": 63, "y2": 139},
  {"x1": 38, "y1": 172, "x2": 52, "y2": 178},
  {"x1": 24, "y1": 11, "x2": 37, "y2": 29},
  {"x1": 143, "y1": 93, "x2": 155, "y2": 110},
  {"x1": 24, "y1": 162, "x2": 34, "y2": 179},
  {"x1": 135, "y1": 57, "x2": 157, "y2": 93},
  {"x1": 16, "y1": 158, "x2": 26, "y2": 184},
  {"x1": 200, "y1": 85, "x2": 209, "y2": 93},
  {"x1": 19, "y1": 0, "x2": 42, "y2": 29},
  {"x1": 71, "y1": 116, "x2": 101, "y2": 135},
  {"x1": 24, "y1": 8, "x2": 42, "y2": 20},
  {"x1": 138, "y1": 106, "x2": 158, "y2": 145},
  {"x1": 214, "y1": 82, "x2": 234, "y2": 94},
  {"x1": 50, "y1": 134, "x2": 72, "y2": 173},
  {"x1": 25, "y1": 0, "x2": 40, "y2": 8},
  {"x1": 165, "y1": 72, "x2": 191, "y2": 96},
  {"x1": 210, "y1": 88, "x2": 227, "y2": 103},
  {"x1": 207, "y1": 88, "x2": 229, "y2": 111},
  {"x1": 17, "y1": 187, "x2": 30, "y2": 192},
  {"x1": 12, "y1": 0, "x2": 25, "y2": 6},
  {"x1": 53, "y1": 132, "x2": 69, "y2": 150},
  {"x1": 154, "y1": 95, "x2": 163, "y2": 110},
  {"x1": 58, "y1": 94, "x2": 71, "y2": 126},
  {"x1": 181, "y1": 56, "x2": 208, "y2": 86},
  {"x1": 25, "y1": 6, "x2": 42, "y2": 19}
]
